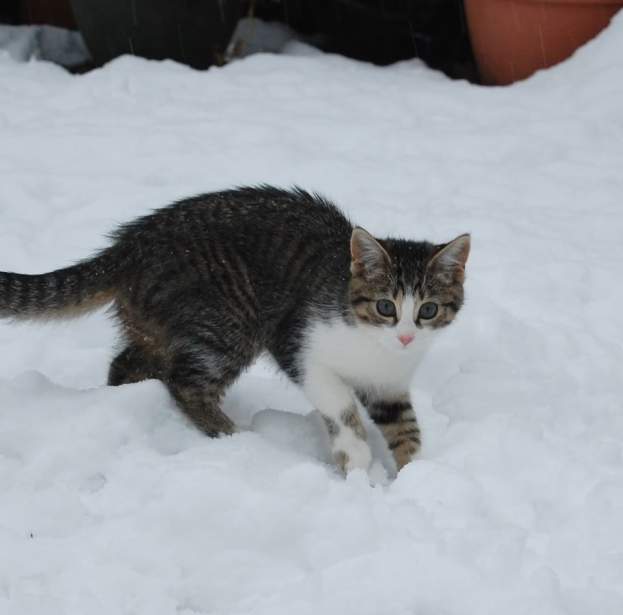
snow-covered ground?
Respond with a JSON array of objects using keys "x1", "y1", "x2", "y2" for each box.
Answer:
[
  {"x1": 1, "y1": 14, "x2": 623, "y2": 615},
  {"x1": 0, "y1": 24, "x2": 89, "y2": 66}
]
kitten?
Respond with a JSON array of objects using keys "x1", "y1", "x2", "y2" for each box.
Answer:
[{"x1": 0, "y1": 186, "x2": 469, "y2": 473}]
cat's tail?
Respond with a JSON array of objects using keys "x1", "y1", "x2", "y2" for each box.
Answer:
[{"x1": 0, "y1": 248, "x2": 120, "y2": 320}]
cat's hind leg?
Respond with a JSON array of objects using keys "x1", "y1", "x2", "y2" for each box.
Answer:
[
  {"x1": 109, "y1": 339, "x2": 239, "y2": 437},
  {"x1": 108, "y1": 343, "x2": 162, "y2": 386},
  {"x1": 118, "y1": 275, "x2": 260, "y2": 437},
  {"x1": 164, "y1": 331, "x2": 259, "y2": 438}
]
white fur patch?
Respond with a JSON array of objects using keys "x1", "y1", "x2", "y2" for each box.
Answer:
[
  {"x1": 333, "y1": 428, "x2": 372, "y2": 471},
  {"x1": 299, "y1": 300, "x2": 437, "y2": 472},
  {"x1": 301, "y1": 356, "x2": 374, "y2": 471},
  {"x1": 301, "y1": 299, "x2": 435, "y2": 396}
]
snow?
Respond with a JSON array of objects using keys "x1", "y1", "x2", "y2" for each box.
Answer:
[
  {"x1": 0, "y1": 24, "x2": 89, "y2": 67},
  {"x1": 226, "y1": 17, "x2": 321, "y2": 60},
  {"x1": 1, "y1": 11, "x2": 623, "y2": 614}
]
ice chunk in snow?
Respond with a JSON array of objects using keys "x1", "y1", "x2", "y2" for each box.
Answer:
[{"x1": 0, "y1": 24, "x2": 89, "y2": 67}]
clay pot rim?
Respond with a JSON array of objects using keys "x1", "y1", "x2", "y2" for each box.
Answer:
[{"x1": 507, "y1": 0, "x2": 623, "y2": 4}]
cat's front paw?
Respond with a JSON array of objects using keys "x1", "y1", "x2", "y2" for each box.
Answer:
[
  {"x1": 393, "y1": 441, "x2": 419, "y2": 471},
  {"x1": 333, "y1": 439, "x2": 372, "y2": 474}
]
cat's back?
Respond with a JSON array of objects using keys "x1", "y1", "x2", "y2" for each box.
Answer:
[
  {"x1": 111, "y1": 186, "x2": 353, "y2": 308},
  {"x1": 113, "y1": 186, "x2": 351, "y2": 247},
  {"x1": 208, "y1": 186, "x2": 352, "y2": 241}
]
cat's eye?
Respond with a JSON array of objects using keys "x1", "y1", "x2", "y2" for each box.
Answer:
[
  {"x1": 376, "y1": 299, "x2": 396, "y2": 317},
  {"x1": 418, "y1": 302, "x2": 438, "y2": 319}
]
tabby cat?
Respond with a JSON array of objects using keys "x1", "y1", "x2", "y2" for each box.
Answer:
[{"x1": 0, "y1": 187, "x2": 470, "y2": 473}]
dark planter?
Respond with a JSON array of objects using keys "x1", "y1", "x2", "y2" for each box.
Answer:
[
  {"x1": 20, "y1": 0, "x2": 77, "y2": 29},
  {"x1": 70, "y1": 0, "x2": 241, "y2": 69},
  {"x1": 267, "y1": 0, "x2": 476, "y2": 80}
]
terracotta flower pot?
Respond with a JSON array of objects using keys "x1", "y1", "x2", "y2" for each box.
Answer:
[{"x1": 464, "y1": 0, "x2": 623, "y2": 85}]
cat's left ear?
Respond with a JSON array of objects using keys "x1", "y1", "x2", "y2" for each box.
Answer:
[
  {"x1": 428, "y1": 234, "x2": 471, "y2": 281},
  {"x1": 350, "y1": 227, "x2": 391, "y2": 278}
]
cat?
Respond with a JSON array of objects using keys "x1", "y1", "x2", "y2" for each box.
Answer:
[{"x1": 0, "y1": 186, "x2": 470, "y2": 473}]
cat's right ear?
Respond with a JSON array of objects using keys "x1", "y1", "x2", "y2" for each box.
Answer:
[
  {"x1": 427, "y1": 233, "x2": 471, "y2": 283},
  {"x1": 350, "y1": 227, "x2": 391, "y2": 278}
]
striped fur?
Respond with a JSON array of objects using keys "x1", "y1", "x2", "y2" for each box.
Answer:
[
  {"x1": 0, "y1": 251, "x2": 120, "y2": 320},
  {"x1": 0, "y1": 186, "x2": 469, "y2": 473},
  {"x1": 360, "y1": 393, "x2": 421, "y2": 470}
]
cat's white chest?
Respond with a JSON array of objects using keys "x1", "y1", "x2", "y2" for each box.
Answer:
[{"x1": 302, "y1": 318, "x2": 431, "y2": 393}]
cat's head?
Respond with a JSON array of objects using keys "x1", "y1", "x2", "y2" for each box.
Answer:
[{"x1": 349, "y1": 227, "x2": 470, "y2": 353}]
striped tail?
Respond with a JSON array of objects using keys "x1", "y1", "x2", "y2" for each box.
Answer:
[{"x1": 0, "y1": 249, "x2": 119, "y2": 320}]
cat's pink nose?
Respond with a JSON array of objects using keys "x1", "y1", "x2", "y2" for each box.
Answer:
[{"x1": 399, "y1": 334, "x2": 414, "y2": 347}]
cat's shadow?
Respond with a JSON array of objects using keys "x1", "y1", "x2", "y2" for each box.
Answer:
[
  {"x1": 222, "y1": 368, "x2": 395, "y2": 479},
  {"x1": 247, "y1": 407, "x2": 396, "y2": 480}
]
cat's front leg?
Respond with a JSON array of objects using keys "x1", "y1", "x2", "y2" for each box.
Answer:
[
  {"x1": 358, "y1": 391, "x2": 421, "y2": 471},
  {"x1": 304, "y1": 365, "x2": 372, "y2": 473}
]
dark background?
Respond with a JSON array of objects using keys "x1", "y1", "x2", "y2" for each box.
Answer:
[{"x1": 1, "y1": 0, "x2": 476, "y2": 80}]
